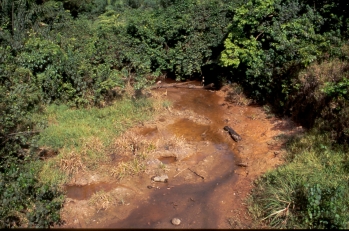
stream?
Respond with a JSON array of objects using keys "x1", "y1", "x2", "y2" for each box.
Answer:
[{"x1": 61, "y1": 81, "x2": 301, "y2": 228}]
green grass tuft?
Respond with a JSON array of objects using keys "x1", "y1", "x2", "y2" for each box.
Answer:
[
  {"x1": 249, "y1": 130, "x2": 349, "y2": 229},
  {"x1": 37, "y1": 98, "x2": 153, "y2": 149},
  {"x1": 36, "y1": 98, "x2": 156, "y2": 185}
]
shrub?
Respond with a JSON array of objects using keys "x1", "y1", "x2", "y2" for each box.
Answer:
[{"x1": 249, "y1": 131, "x2": 349, "y2": 229}]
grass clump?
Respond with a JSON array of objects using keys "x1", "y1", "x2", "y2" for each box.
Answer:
[
  {"x1": 37, "y1": 98, "x2": 153, "y2": 149},
  {"x1": 37, "y1": 97, "x2": 157, "y2": 185},
  {"x1": 88, "y1": 190, "x2": 116, "y2": 213},
  {"x1": 110, "y1": 153, "x2": 147, "y2": 180},
  {"x1": 110, "y1": 131, "x2": 156, "y2": 180},
  {"x1": 225, "y1": 83, "x2": 252, "y2": 106},
  {"x1": 249, "y1": 130, "x2": 349, "y2": 229}
]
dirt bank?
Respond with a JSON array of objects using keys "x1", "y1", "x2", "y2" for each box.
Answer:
[{"x1": 59, "y1": 82, "x2": 303, "y2": 228}]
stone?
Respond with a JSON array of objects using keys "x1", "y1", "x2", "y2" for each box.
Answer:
[
  {"x1": 171, "y1": 218, "x2": 181, "y2": 226},
  {"x1": 151, "y1": 174, "x2": 169, "y2": 183}
]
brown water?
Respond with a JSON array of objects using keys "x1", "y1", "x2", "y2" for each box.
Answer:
[
  {"x1": 65, "y1": 182, "x2": 134, "y2": 200},
  {"x1": 62, "y1": 81, "x2": 300, "y2": 229},
  {"x1": 158, "y1": 156, "x2": 177, "y2": 164},
  {"x1": 139, "y1": 126, "x2": 158, "y2": 137},
  {"x1": 105, "y1": 83, "x2": 240, "y2": 228}
]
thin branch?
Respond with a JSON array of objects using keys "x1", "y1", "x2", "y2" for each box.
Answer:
[
  {"x1": 1, "y1": 131, "x2": 40, "y2": 145},
  {"x1": 174, "y1": 168, "x2": 187, "y2": 178},
  {"x1": 255, "y1": 31, "x2": 264, "y2": 40},
  {"x1": 7, "y1": 131, "x2": 40, "y2": 136},
  {"x1": 188, "y1": 168, "x2": 205, "y2": 179}
]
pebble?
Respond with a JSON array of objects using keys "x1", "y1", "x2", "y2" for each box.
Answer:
[
  {"x1": 171, "y1": 218, "x2": 181, "y2": 226},
  {"x1": 152, "y1": 174, "x2": 169, "y2": 183}
]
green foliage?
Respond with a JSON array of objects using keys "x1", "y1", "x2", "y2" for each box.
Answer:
[
  {"x1": 95, "y1": 0, "x2": 232, "y2": 80},
  {"x1": 300, "y1": 184, "x2": 346, "y2": 229},
  {"x1": 0, "y1": 162, "x2": 64, "y2": 228},
  {"x1": 1, "y1": 0, "x2": 349, "y2": 228},
  {"x1": 249, "y1": 131, "x2": 349, "y2": 229},
  {"x1": 221, "y1": 0, "x2": 347, "y2": 102},
  {"x1": 322, "y1": 78, "x2": 349, "y2": 99},
  {"x1": 37, "y1": 98, "x2": 154, "y2": 149}
]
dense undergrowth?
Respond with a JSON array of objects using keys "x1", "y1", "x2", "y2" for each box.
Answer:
[
  {"x1": 37, "y1": 96, "x2": 161, "y2": 186},
  {"x1": 1, "y1": 0, "x2": 349, "y2": 228},
  {"x1": 249, "y1": 131, "x2": 349, "y2": 229}
]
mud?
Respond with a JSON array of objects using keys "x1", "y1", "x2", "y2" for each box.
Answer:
[
  {"x1": 158, "y1": 156, "x2": 177, "y2": 164},
  {"x1": 65, "y1": 182, "x2": 135, "y2": 200},
  {"x1": 59, "y1": 81, "x2": 303, "y2": 228}
]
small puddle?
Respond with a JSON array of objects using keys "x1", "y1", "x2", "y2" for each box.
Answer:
[
  {"x1": 167, "y1": 118, "x2": 228, "y2": 145},
  {"x1": 181, "y1": 152, "x2": 207, "y2": 165},
  {"x1": 173, "y1": 89, "x2": 223, "y2": 124},
  {"x1": 158, "y1": 156, "x2": 177, "y2": 164},
  {"x1": 65, "y1": 182, "x2": 132, "y2": 200},
  {"x1": 167, "y1": 118, "x2": 210, "y2": 142},
  {"x1": 139, "y1": 126, "x2": 158, "y2": 137}
]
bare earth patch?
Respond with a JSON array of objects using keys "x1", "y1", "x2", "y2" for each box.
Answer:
[{"x1": 59, "y1": 83, "x2": 303, "y2": 228}]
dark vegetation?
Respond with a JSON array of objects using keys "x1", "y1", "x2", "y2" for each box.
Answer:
[{"x1": 0, "y1": 0, "x2": 348, "y2": 228}]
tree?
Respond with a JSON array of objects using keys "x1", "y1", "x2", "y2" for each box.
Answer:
[{"x1": 220, "y1": 0, "x2": 346, "y2": 102}]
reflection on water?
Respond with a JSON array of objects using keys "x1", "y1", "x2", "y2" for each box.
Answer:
[{"x1": 65, "y1": 182, "x2": 133, "y2": 200}]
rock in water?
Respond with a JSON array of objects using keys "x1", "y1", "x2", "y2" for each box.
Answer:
[
  {"x1": 224, "y1": 126, "x2": 242, "y2": 142},
  {"x1": 171, "y1": 218, "x2": 181, "y2": 226},
  {"x1": 151, "y1": 175, "x2": 169, "y2": 183}
]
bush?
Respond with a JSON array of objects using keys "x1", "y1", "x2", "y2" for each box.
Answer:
[
  {"x1": 299, "y1": 184, "x2": 347, "y2": 229},
  {"x1": 220, "y1": 0, "x2": 347, "y2": 103},
  {"x1": 249, "y1": 131, "x2": 349, "y2": 229},
  {"x1": 0, "y1": 161, "x2": 64, "y2": 228},
  {"x1": 285, "y1": 50, "x2": 349, "y2": 142}
]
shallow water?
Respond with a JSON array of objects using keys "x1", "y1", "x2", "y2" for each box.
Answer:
[
  {"x1": 105, "y1": 83, "x2": 240, "y2": 228},
  {"x1": 62, "y1": 81, "x2": 297, "y2": 229},
  {"x1": 65, "y1": 182, "x2": 134, "y2": 200}
]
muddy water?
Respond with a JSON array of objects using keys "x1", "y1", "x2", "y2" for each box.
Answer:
[
  {"x1": 158, "y1": 156, "x2": 177, "y2": 164},
  {"x1": 65, "y1": 182, "x2": 134, "y2": 200},
  {"x1": 108, "y1": 172, "x2": 237, "y2": 228},
  {"x1": 106, "y1": 84, "x2": 241, "y2": 228},
  {"x1": 62, "y1": 81, "x2": 298, "y2": 228}
]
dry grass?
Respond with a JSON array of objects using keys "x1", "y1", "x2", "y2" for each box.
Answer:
[
  {"x1": 37, "y1": 91, "x2": 171, "y2": 186},
  {"x1": 112, "y1": 131, "x2": 156, "y2": 156},
  {"x1": 79, "y1": 136, "x2": 107, "y2": 165},
  {"x1": 161, "y1": 135, "x2": 186, "y2": 151},
  {"x1": 80, "y1": 137, "x2": 105, "y2": 153},
  {"x1": 228, "y1": 217, "x2": 244, "y2": 229},
  {"x1": 88, "y1": 190, "x2": 115, "y2": 212},
  {"x1": 149, "y1": 90, "x2": 172, "y2": 112},
  {"x1": 110, "y1": 154, "x2": 147, "y2": 180},
  {"x1": 123, "y1": 80, "x2": 136, "y2": 98},
  {"x1": 59, "y1": 151, "x2": 86, "y2": 176},
  {"x1": 110, "y1": 131, "x2": 157, "y2": 180},
  {"x1": 296, "y1": 58, "x2": 348, "y2": 101},
  {"x1": 226, "y1": 83, "x2": 252, "y2": 106},
  {"x1": 298, "y1": 58, "x2": 349, "y2": 87}
]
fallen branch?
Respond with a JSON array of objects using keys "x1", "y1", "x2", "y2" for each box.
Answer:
[
  {"x1": 1, "y1": 131, "x2": 40, "y2": 145},
  {"x1": 255, "y1": 31, "x2": 264, "y2": 40},
  {"x1": 4, "y1": 130, "x2": 40, "y2": 137},
  {"x1": 174, "y1": 168, "x2": 187, "y2": 178},
  {"x1": 188, "y1": 168, "x2": 205, "y2": 179},
  {"x1": 150, "y1": 82, "x2": 214, "y2": 90},
  {"x1": 261, "y1": 201, "x2": 291, "y2": 221},
  {"x1": 224, "y1": 126, "x2": 242, "y2": 142}
]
